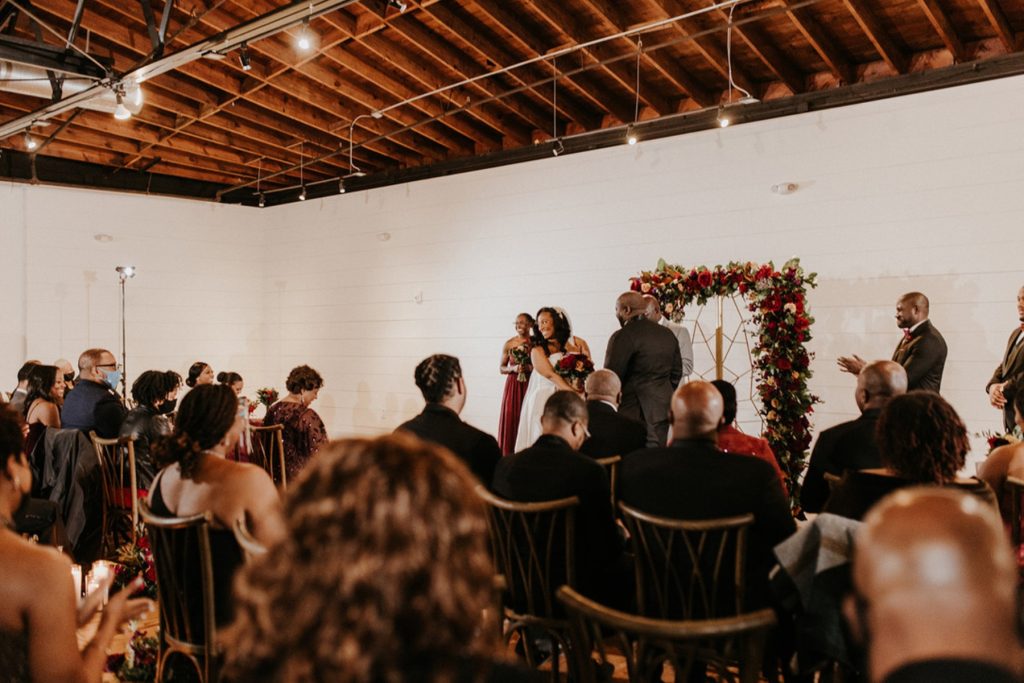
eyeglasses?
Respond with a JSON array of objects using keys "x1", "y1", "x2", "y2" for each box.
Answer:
[{"x1": 96, "y1": 363, "x2": 122, "y2": 371}]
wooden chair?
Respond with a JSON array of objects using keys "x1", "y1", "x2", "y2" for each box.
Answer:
[
  {"x1": 90, "y1": 432, "x2": 142, "y2": 557},
  {"x1": 249, "y1": 424, "x2": 287, "y2": 489},
  {"x1": 595, "y1": 455, "x2": 621, "y2": 508},
  {"x1": 233, "y1": 516, "x2": 267, "y2": 561},
  {"x1": 824, "y1": 471, "x2": 843, "y2": 494},
  {"x1": 619, "y1": 501, "x2": 754, "y2": 620},
  {"x1": 557, "y1": 585, "x2": 776, "y2": 683},
  {"x1": 140, "y1": 500, "x2": 221, "y2": 683},
  {"x1": 476, "y1": 485, "x2": 580, "y2": 680}
]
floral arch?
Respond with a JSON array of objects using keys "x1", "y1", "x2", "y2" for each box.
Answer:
[{"x1": 630, "y1": 258, "x2": 820, "y2": 507}]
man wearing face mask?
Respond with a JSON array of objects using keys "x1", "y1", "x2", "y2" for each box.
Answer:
[{"x1": 61, "y1": 348, "x2": 127, "y2": 439}]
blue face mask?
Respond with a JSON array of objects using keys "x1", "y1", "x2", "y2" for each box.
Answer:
[{"x1": 103, "y1": 369, "x2": 122, "y2": 390}]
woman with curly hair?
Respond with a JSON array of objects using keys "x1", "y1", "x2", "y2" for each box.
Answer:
[
  {"x1": 150, "y1": 384, "x2": 284, "y2": 626},
  {"x1": 824, "y1": 391, "x2": 996, "y2": 521},
  {"x1": 514, "y1": 307, "x2": 589, "y2": 451},
  {"x1": 263, "y1": 365, "x2": 327, "y2": 480},
  {"x1": 224, "y1": 432, "x2": 533, "y2": 683}
]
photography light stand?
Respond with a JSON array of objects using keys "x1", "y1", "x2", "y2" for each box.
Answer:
[{"x1": 115, "y1": 266, "x2": 136, "y2": 397}]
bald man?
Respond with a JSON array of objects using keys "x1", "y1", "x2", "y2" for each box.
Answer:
[
  {"x1": 838, "y1": 292, "x2": 947, "y2": 393},
  {"x1": 619, "y1": 381, "x2": 795, "y2": 609},
  {"x1": 604, "y1": 291, "x2": 682, "y2": 447},
  {"x1": 847, "y1": 488, "x2": 1022, "y2": 682},
  {"x1": 580, "y1": 369, "x2": 647, "y2": 459},
  {"x1": 801, "y1": 361, "x2": 908, "y2": 513}
]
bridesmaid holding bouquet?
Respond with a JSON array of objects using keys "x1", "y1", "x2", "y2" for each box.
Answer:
[{"x1": 498, "y1": 313, "x2": 535, "y2": 455}]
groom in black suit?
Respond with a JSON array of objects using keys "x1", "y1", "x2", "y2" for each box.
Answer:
[
  {"x1": 604, "y1": 291, "x2": 682, "y2": 447},
  {"x1": 839, "y1": 292, "x2": 947, "y2": 393},
  {"x1": 986, "y1": 285, "x2": 1024, "y2": 432}
]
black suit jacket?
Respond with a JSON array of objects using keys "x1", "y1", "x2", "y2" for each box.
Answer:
[
  {"x1": 580, "y1": 400, "x2": 647, "y2": 459},
  {"x1": 60, "y1": 379, "x2": 126, "y2": 438},
  {"x1": 604, "y1": 317, "x2": 682, "y2": 447},
  {"x1": 619, "y1": 438, "x2": 796, "y2": 608},
  {"x1": 800, "y1": 409, "x2": 883, "y2": 513},
  {"x1": 491, "y1": 434, "x2": 623, "y2": 600},
  {"x1": 892, "y1": 319, "x2": 947, "y2": 392},
  {"x1": 397, "y1": 404, "x2": 501, "y2": 484},
  {"x1": 986, "y1": 328, "x2": 1024, "y2": 432}
]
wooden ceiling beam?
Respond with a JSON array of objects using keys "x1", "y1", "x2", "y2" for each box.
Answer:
[
  {"x1": 780, "y1": 0, "x2": 855, "y2": 84},
  {"x1": 916, "y1": 0, "x2": 967, "y2": 62},
  {"x1": 468, "y1": 0, "x2": 634, "y2": 126},
  {"x1": 525, "y1": 0, "x2": 683, "y2": 114},
  {"x1": 843, "y1": 0, "x2": 909, "y2": 73},
  {"x1": 423, "y1": 3, "x2": 603, "y2": 132},
  {"x1": 975, "y1": 0, "x2": 1016, "y2": 53}
]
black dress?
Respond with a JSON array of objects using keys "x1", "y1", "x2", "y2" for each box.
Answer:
[{"x1": 0, "y1": 628, "x2": 28, "y2": 683}]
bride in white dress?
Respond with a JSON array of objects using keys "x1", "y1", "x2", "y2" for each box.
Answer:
[{"x1": 514, "y1": 307, "x2": 592, "y2": 451}]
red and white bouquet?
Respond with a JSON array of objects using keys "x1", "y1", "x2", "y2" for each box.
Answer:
[
  {"x1": 509, "y1": 345, "x2": 532, "y2": 382},
  {"x1": 554, "y1": 353, "x2": 595, "y2": 392}
]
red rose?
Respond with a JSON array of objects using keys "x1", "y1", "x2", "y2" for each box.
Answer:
[
  {"x1": 776, "y1": 358, "x2": 792, "y2": 370},
  {"x1": 697, "y1": 271, "x2": 713, "y2": 288}
]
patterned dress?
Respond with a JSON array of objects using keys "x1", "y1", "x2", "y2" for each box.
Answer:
[{"x1": 263, "y1": 401, "x2": 328, "y2": 481}]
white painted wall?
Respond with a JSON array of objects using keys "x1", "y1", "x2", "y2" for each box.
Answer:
[
  {"x1": 0, "y1": 183, "x2": 268, "y2": 397},
  {"x1": 261, "y1": 74, "x2": 1024, "y2": 472}
]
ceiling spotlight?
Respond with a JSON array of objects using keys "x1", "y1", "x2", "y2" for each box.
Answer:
[
  {"x1": 114, "y1": 93, "x2": 132, "y2": 120},
  {"x1": 24, "y1": 131, "x2": 37, "y2": 150},
  {"x1": 258, "y1": 192, "x2": 266, "y2": 208},
  {"x1": 716, "y1": 107, "x2": 730, "y2": 128},
  {"x1": 239, "y1": 43, "x2": 252, "y2": 71},
  {"x1": 385, "y1": 0, "x2": 408, "y2": 10},
  {"x1": 298, "y1": 186, "x2": 307, "y2": 201},
  {"x1": 626, "y1": 125, "x2": 637, "y2": 146},
  {"x1": 297, "y1": 19, "x2": 313, "y2": 51},
  {"x1": 345, "y1": 170, "x2": 367, "y2": 179},
  {"x1": 338, "y1": 178, "x2": 346, "y2": 194},
  {"x1": 115, "y1": 265, "x2": 136, "y2": 280},
  {"x1": 552, "y1": 139, "x2": 564, "y2": 157}
]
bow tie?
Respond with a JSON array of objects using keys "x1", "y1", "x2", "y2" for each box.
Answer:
[{"x1": 902, "y1": 328, "x2": 913, "y2": 340}]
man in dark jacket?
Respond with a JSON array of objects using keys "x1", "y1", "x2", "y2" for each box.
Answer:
[
  {"x1": 61, "y1": 348, "x2": 125, "y2": 439},
  {"x1": 397, "y1": 354, "x2": 500, "y2": 484},
  {"x1": 580, "y1": 369, "x2": 646, "y2": 459},
  {"x1": 801, "y1": 360, "x2": 907, "y2": 513},
  {"x1": 604, "y1": 291, "x2": 682, "y2": 447}
]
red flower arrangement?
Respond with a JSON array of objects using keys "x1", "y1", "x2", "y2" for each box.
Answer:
[
  {"x1": 112, "y1": 535, "x2": 158, "y2": 600},
  {"x1": 631, "y1": 258, "x2": 820, "y2": 511},
  {"x1": 554, "y1": 353, "x2": 595, "y2": 392},
  {"x1": 255, "y1": 387, "x2": 279, "y2": 408}
]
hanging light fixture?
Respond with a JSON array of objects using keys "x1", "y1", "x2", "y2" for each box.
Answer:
[
  {"x1": 24, "y1": 130, "x2": 37, "y2": 150},
  {"x1": 239, "y1": 43, "x2": 252, "y2": 71},
  {"x1": 258, "y1": 193, "x2": 266, "y2": 208},
  {"x1": 626, "y1": 125, "x2": 638, "y2": 145},
  {"x1": 716, "y1": 4, "x2": 758, "y2": 131},
  {"x1": 626, "y1": 37, "x2": 642, "y2": 146},
  {"x1": 298, "y1": 140, "x2": 306, "y2": 200},
  {"x1": 716, "y1": 107, "x2": 730, "y2": 128},
  {"x1": 346, "y1": 117, "x2": 367, "y2": 178},
  {"x1": 298, "y1": 186, "x2": 307, "y2": 201},
  {"x1": 338, "y1": 178, "x2": 346, "y2": 194},
  {"x1": 255, "y1": 158, "x2": 264, "y2": 207},
  {"x1": 296, "y1": 18, "x2": 313, "y2": 51},
  {"x1": 114, "y1": 92, "x2": 132, "y2": 120}
]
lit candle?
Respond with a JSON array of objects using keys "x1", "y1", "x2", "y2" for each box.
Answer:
[{"x1": 70, "y1": 564, "x2": 82, "y2": 600}]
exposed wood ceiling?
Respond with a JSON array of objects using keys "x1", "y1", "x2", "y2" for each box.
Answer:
[{"x1": 0, "y1": 0, "x2": 1021, "y2": 205}]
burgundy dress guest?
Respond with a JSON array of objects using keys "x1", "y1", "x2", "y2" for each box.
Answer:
[
  {"x1": 498, "y1": 313, "x2": 535, "y2": 455},
  {"x1": 264, "y1": 402, "x2": 327, "y2": 481}
]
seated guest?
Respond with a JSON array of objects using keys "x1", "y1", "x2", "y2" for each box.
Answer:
[
  {"x1": 977, "y1": 391, "x2": 1024, "y2": 515},
  {"x1": 54, "y1": 358, "x2": 75, "y2": 392},
  {"x1": 398, "y1": 354, "x2": 501, "y2": 484},
  {"x1": 150, "y1": 384, "x2": 283, "y2": 626},
  {"x1": 22, "y1": 365, "x2": 64, "y2": 459},
  {"x1": 711, "y1": 379, "x2": 786, "y2": 493},
  {"x1": 825, "y1": 392, "x2": 996, "y2": 521},
  {"x1": 579, "y1": 369, "x2": 646, "y2": 459},
  {"x1": 217, "y1": 371, "x2": 244, "y2": 396},
  {"x1": 8, "y1": 360, "x2": 40, "y2": 413},
  {"x1": 847, "y1": 488, "x2": 1022, "y2": 683},
  {"x1": 264, "y1": 365, "x2": 327, "y2": 480},
  {"x1": 0, "y1": 404, "x2": 152, "y2": 682},
  {"x1": 120, "y1": 370, "x2": 179, "y2": 488},
  {"x1": 185, "y1": 361, "x2": 214, "y2": 389},
  {"x1": 619, "y1": 381, "x2": 796, "y2": 609},
  {"x1": 225, "y1": 433, "x2": 533, "y2": 682},
  {"x1": 492, "y1": 391, "x2": 626, "y2": 605},
  {"x1": 802, "y1": 361, "x2": 907, "y2": 513},
  {"x1": 61, "y1": 349, "x2": 125, "y2": 438}
]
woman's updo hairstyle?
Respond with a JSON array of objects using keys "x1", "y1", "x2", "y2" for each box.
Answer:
[
  {"x1": 153, "y1": 384, "x2": 237, "y2": 479},
  {"x1": 217, "y1": 371, "x2": 243, "y2": 386},
  {"x1": 414, "y1": 354, "x2": 461, "y2": 404},
  {"x1": 185, "y1": 361, "x2": 209, "y2": 388},
  {"x1": 285, "y1": 365, "x2": 324, "y2": 394}
]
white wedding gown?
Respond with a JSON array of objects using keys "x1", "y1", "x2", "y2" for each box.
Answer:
[{"x1": 514, "y1": 351, "x2": 563, "y2": 452}]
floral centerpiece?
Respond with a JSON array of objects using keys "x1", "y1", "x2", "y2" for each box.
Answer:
[
  {"x1": 255, "y1": 387, "x2": 279, "y2": 408},
  {"x1": 978, "y1": 428, "x2": 1022, "y2": 453},
  {"x1": 631, "y1": 258, "x2": 820, "y2": 510},
  {"x1": 555, "y1": 353, "x2": 595, "y2": 392},
  {"x1": 509, "y1": 345, "x2": 532, "y2": 382},
  {"x1": 106, "y1": 630, "x2": 159, "y2": 681},
  {"x1": 111, "y1": 536, "x2": 158, "y2": 600}
]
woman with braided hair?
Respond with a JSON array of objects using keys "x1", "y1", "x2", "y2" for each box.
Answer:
[
  {"x1": 824, "y1": 391, "x2": 996, "y2": 520},
  {"x1": 150, "y1": 384, "x2": 284, "y2": 626},
  {"x1": 223, "y1": 432, "x2": 535, "y2": 683}
]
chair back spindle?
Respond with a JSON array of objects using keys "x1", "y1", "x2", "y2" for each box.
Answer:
[
  {"x1": 90, "y1": 432, "x2": 142, "y2": 556},
  {"x1": 249, "y1": 424, "x2": 287, "y2": 489}
]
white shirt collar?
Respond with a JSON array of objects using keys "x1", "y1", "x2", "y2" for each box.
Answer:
[
  {"x1": 598, "y1": 400, "x2": 618, "y2": 411},
  {"x1": 908, "y1": 319, "x2": 927, "y2": 334}
]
